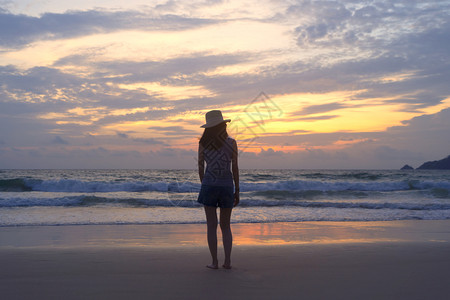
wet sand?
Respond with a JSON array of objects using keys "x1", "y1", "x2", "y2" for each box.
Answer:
[{"x1": 1, "y1": 221, "x2": 450, "y2": 299}]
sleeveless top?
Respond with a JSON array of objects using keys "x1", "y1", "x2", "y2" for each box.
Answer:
[{"x1": 201, "y1": 136, "x2": 235, "y2": 187}]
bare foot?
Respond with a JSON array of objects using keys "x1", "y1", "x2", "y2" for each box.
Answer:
[
  {"x1": 206, "y1": 264, "x2": 218, "y2": 269},
  {"x1": 222, "y1": 264, "x2": 232, "y2": 269}
]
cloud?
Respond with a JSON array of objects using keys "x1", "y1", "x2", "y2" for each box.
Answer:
[
  {"x1": 133, "y1": 138, "x2": 169, "y2": 145},
  {"x1": 0, "y1": 145, "x2": 198, "y2": 169},
  {"x1": 291, "y1": 0, "x2": 450, "y2": 49},
  {"x1": 294, "y1": 102, "x2": 348, "y2": 116},
  {"x1": 0, "y1": 66, "x2": 85, "y2": 103},
  {"x1": 116, "y1": 132, "x2": 129, "y2": 139},
  {"x1": 1, "y1": 1, "x2": 450, "y2": 169},
  {"x1": 153, "y1": 147, "x2": 196, "y2": 157},
  {"x1": 79, "y1": 53, "x2": 248, "y2": 85},
  {"x1": 292, "y1": 1, "x2": 351, "y2": 45},
  {"x1": 238, "y1": 100, "x2": 450, "y2": 166},
  {"x1": 0, "y1": 9, "x2": 218, "y2": 47},
  {"x1": 372, "y1": 145, "x2": 423, "y2": 162},
  {"x1": 237, "y1": 18, "x2": 450, "y2": 111},
  {"x1": 3, "y1": 2, "x2": 447, "y2": 112},
  {"x1": 258, "y1": 147, "x2": 285, "y2": 157},
  {"x1": 51, "y1": 136, "x2": 69, "y2": 145},
  {"x1": 296, "y1": 115, "x2": 339, "y2": 121},
  {"x1": 116, "y1": 132, "x2": 168, "y2": 145},
  {"x1": 384, "y1": 108, "x2": 450, "y2": 161},
  {"x1": 148, "y1": 125, "x2": 197, "y2": 136}
]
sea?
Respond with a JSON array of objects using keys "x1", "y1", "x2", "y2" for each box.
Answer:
[{"x1": 1, "y1": 169, "x2": 450, "y2": 227}]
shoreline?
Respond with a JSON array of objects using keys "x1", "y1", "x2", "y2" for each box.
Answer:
[
  {"x1": 2, "y1": 220, "x2": 450, "y2": 299},
  {"x1": 2, "y1": 219, "x2": 450, "y2": 249}
]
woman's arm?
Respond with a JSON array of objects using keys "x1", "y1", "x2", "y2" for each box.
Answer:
[
  {"x1": 198, "y1": 143, "x2": 205, "y2": 183},
  {"x1": 232, "y1": 139, "x2": 240, "y2": 207}
]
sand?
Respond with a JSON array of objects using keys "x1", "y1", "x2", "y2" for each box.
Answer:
[{"x1": 1, "y1": 221, "x2": 450, "y2": 300}]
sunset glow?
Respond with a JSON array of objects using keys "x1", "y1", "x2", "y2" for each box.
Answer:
[{"x1": 1, "y1": 0, "x2": 450, "y2": 169}]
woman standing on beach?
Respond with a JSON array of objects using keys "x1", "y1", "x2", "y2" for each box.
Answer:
[{"x1": 197, "y1": 110, "x2": 240, "y2": 269}]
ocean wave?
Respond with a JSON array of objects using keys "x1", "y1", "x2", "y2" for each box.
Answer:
[
  {"x1": 2, "y1": 205, "x2": 450, "y2": 227},
  {"x1": 4, "y1": 178, "x2": 201, "y2": 193},
  {"x1": 0, "y1": 179, "x2": 33, "y2": 192},
  {"x1": 2, "y1": 177, "x2": 450, "y2": 194},
  {"x1": 239, "y1": 200, "x2": 450, "y2": 210},
  {"x1": 241, "y1": 179, "x2": 450, "y2": 192},
  {"x1": 0, "y1": 195, "x2": 200, "y2": 208},
  {"x1": 2, "y1": 195, "x2": 450, "y2": 211},
  {"x1": 301, "y1": 171, "x2": 384, "y2": 181}
]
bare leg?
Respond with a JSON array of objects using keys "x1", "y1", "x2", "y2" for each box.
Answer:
[
  {"x1": 220, "y1": 207, "x2": 233, "y2": 269},
  {"x1": 204, "y1": 206, "x2": 218, "y2": 269}
]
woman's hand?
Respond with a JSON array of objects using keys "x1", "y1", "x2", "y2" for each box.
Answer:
[{"x1": 233, "y1": 192, "x2": 240, "y2": 207}]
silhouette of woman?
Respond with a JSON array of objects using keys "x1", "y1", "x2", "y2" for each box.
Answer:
[{"x1": 197, "y1": 110, "x2": 239, "y2": 269}]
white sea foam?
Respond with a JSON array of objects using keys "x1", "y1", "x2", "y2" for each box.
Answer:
[
  {"x1": 1, "y1": 206, "x2": 450, "y2": 227},
  {"x1": 1, "y1": 169, "x2": 449, "y2": 226},
  {"x1": 4, "y1": 178, "x2": 448, "y2": 194}
]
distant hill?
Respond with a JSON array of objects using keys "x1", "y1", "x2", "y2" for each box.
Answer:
[
  {"x1": 417, "y1": 155, "x2": 450, "y2": 170},
  {"x1": 400, "y1": 164, "x2": 414, "y2": 170}
]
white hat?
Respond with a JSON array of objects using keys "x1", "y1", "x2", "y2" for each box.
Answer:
[{"x1": 201, "y1": 110, "x2": 231, "y2": 128}]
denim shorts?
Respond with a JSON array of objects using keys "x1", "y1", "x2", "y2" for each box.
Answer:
[{"x1": 197, "y1": 185, "x2": 234, "y2": 208}]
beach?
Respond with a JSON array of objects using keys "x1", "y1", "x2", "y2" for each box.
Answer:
[{"x1": 2, "y1": 220, "x2": 450, "y2": 300}]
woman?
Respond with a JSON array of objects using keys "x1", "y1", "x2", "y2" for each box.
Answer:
[{"x1": 197, "y1": 110, "x2": 240, "y2": 270}]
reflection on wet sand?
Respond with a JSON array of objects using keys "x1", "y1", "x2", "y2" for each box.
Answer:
[
  {"x1": 2, "y1": 220, "x2": 449, "y2": 249},
  {"x1": 233, "y1": 222, "x2": 403, "y2": 246}
]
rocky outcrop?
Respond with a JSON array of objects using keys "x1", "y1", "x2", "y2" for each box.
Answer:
[
  {"x1": 400, "y1": 164, "x2": 414, "y2": 170},
  {"x1": 417, "y1": 155, "x2": 450, "y2": 170}
]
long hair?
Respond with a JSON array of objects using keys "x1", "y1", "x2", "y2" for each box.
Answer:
[{"x1": 199, "y1": 122, "x2": 228, "y2": 150}]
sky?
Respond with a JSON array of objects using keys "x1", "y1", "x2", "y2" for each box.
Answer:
[{"x1": 0, "y1": 0, "x2": 449, "y2": 169}]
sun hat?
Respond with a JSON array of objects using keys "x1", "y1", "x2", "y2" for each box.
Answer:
[{"x1": 200, "y1": 110, "x2": 231, "y2": 128}]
